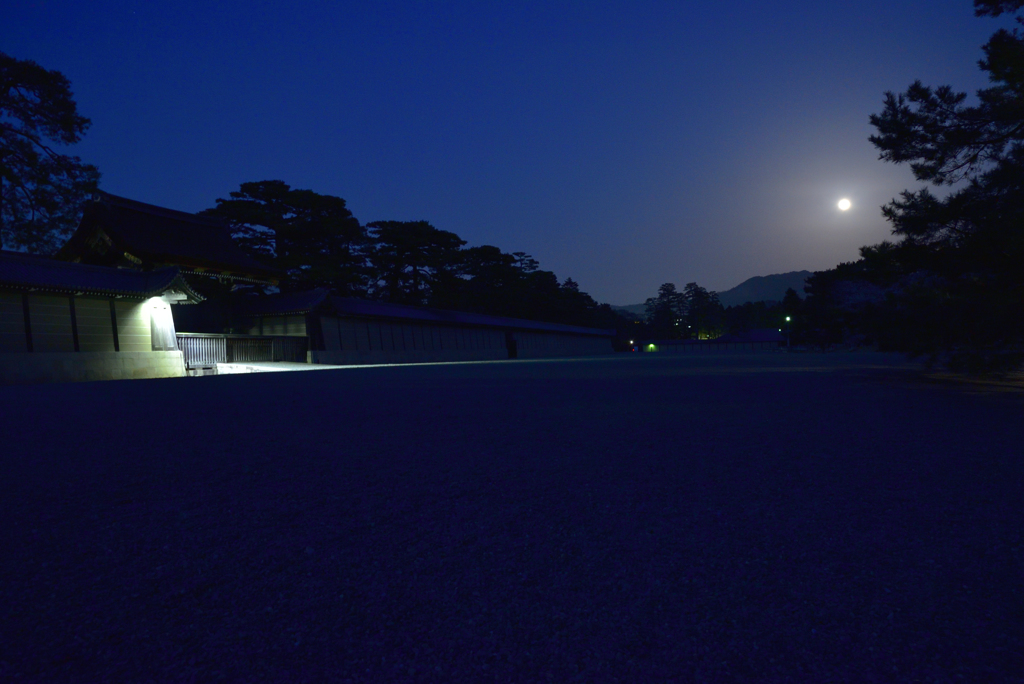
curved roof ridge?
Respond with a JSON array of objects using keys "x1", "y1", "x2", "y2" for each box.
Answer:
[
  {"x1": 60, "y1": 193, "x2": 279, "y2": 281},
  {"x1": 93, "y1": 190, "x2": 226, "y2": 228},
  {"x1": 234, "y1": 289, "x2": 614, "y2": 336},
  {"x1": 0, "y1": 251, "x2": 198, "y2": 300},
  {"x1": 327, "y1": 296, "x2": 615, "y2": 336}
]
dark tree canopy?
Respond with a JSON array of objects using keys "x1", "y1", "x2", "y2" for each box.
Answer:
[
  {"x1": 202, "y1": 177, "x2": 632, "y2": 341},
  {"x1": 0, "y1": 51, "x2": 100, "y2": 253},
  {"x1": 414, "y1": 242, "x2": 620, "y2": 331},
  {"x1": 807, "y1": 0, "x2": 1024, "y2": 368},
  {"x1": 634, "y1": 281, "x2": 727, "y2": 341},
  {"x1": 781, "y1": 288, "x2": 802, "y2": 314},
  {"x1": 868, "y1": 1, "x2": 1024, "y2": 252},
  {"x1": 367, "y1": 220, "x2": 466, "y2": 305},
  {"x1": 975, "y1": 0, "x2": 1024, "y2": 17},
  {"x1": 202, "y1": 180, "x2": 367, "y2": 294},
  {"x1": 447, "y1": 244, "x2": 529, "y2": 315},
  {"x1": 512, "y1": 252, "x2": 539, "y2": 273},
  {"x1": 644, "y1": 283, "x2": 686, "y2": 337},
  {"x1": 683, "y1": 282, "x2": 723, "y2": 340}
]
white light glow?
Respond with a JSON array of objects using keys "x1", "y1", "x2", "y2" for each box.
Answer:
[
  {"x1": 148, "y1": 297, "x2": 178, "y2": 351},
  {"x1": 838, "y1": 198, "x2": 852, "y2": 211}
]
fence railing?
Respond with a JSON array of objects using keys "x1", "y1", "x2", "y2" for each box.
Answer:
[
  {"x1": 229, "y1": 337, "x2": 275, "y2": 363},
  {"x1": 176, "y1": 334, "x2": 308, "y2": 368},
  {"x1": 176, "y1": 334, "x2": 227, "y2": 367}
]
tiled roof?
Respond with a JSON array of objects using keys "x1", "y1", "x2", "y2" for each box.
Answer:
[
  {"x1": 237, "y1": 290, "x2": 615, "y2": 336},
  {"x1": 329, "y1": 298, "x2": 614, "y2": 336},
  {"x1": 60, "y1": 192, "x2": 278, "y2": 281},
  {"x1": 234, "y1": 288, "x2": 332, "y2": 316},
  {"x1": 0, "y1": 251, "x2": 199, "y2": 300}
]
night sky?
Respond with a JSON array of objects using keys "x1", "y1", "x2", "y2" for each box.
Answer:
[{"x1": 3, "y1": 1, "x2": 1002, "y2": 304}]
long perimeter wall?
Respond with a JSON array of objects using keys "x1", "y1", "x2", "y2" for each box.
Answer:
[
  {"x1": 309, "y1": 315, "x2": 612, "y2": 365},
  {"x1": 511, "y1": 330, "x2": 612, "y2": 359}
]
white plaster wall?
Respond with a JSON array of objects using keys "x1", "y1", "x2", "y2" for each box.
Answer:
[
  {"x1": 114, "y1": 300, "x2": 152, "y2": 352},
  {"x1": 0, "y1": 351, "x2": 186, "y2": 385},
  {"x1": 76, "y1": 298, "x2": 117, "y2": 352}
]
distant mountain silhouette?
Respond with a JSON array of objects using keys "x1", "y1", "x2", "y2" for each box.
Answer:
[
  {"x1": 611, "y1": 302, "x2": 648, "y2": 317},
  {"x1": 716, "y1": 271, "x2": 812, "y2": 307},
  {"x1": 612, "y1": 271, "x2": 812, "y2": 315}
]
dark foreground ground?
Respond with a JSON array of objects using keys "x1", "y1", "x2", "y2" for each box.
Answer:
[{"x1": 2, "y1": 352, "x2": 1023, "y2": 682}]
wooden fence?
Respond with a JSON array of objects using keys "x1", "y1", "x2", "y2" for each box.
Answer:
[{"x1": 176, "y1": 334, "x2": 308, "y2": 369}]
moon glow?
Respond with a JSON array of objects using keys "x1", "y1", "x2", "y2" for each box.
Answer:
[{"x1": 838, "y1": 198, "x2": 852, "y2": 211}]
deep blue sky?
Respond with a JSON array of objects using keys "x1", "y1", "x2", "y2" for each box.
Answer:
[{"x1": 4, "y1": 1, "x2": 1003, "y2": 304}]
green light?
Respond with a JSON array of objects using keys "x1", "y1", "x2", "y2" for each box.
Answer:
[{"x1": 785, "y1": 316, "x2": 791, "y2": 322}]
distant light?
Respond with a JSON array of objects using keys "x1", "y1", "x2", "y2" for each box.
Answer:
[
  {"x1": 838, "y1": 198, "x2": 852, "y2": 211},
  {"x1": 785, "y1": 316, "x2": 791, "y2": 321}
]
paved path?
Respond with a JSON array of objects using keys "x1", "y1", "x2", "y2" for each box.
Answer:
[{"x1": 2, "y1": 353, "x2": 1022, "y2": 682}]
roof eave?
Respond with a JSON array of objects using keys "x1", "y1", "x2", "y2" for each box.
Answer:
[{"x1": 178, "y1": 268, "x2": 279, "y2": 286}]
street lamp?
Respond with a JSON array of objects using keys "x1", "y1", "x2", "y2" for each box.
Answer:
[{"x1": 784, "y1": 316, "x2": 792, "y2": 348}]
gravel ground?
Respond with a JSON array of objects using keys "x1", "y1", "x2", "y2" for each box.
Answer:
[{"x1": 2, "y1": 352, "x2": 1023, "y2": 682}]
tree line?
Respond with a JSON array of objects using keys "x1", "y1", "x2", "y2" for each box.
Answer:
[
  {"x1": 639, "y1": 282, "x2": 724, "y2": 340},
  {"x1": 195, "y1": 179, "x2": 626, "y2": 332},
  {"x1": 1, "y1": 51, "x2": 100, "y2": 254},
  {"x1": 628, "y1": 281, "x2": 802, "y2": 343},
  {"x1": 797, "y1": 0, "x2": 1024, "y2": 371}
]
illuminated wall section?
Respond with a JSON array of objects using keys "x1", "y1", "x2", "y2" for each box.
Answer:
[
  {"x1": 76, "y1": 298, "x2": 116, "y2": 352},
  {"x1": 114, "y1": 300, "x2": 152, "y2": 352}
]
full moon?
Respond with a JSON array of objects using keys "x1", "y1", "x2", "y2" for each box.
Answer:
[{"x1": 838, "y1": 198, "x2": 852, "y2": 211}]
